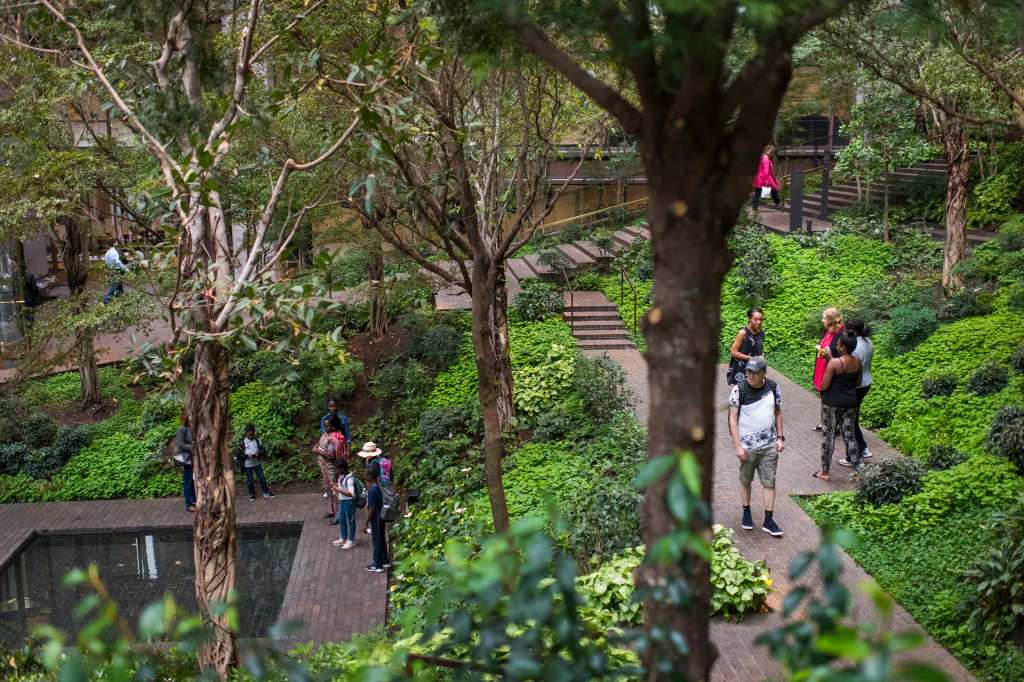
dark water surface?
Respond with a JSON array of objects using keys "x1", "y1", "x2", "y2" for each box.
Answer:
[{"x1": 0, "y1": 525, "x2": 300, "y2": 646}]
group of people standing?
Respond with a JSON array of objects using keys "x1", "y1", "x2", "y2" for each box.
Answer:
[
  {"x1": 173, "y1": 396, "x2": 397, "y2": 574},
  {"x1": 727, "y1": 305, "x2": 875, "y2": 537}
]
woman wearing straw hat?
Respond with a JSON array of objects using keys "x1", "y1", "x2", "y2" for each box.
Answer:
[{"x1": 357, "y1": 441, "x2": 391, "y2": 537}]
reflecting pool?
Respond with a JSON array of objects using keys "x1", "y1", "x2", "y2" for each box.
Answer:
[{"x1": 0, "y1": 525, "x2": 300, "y2": 646}]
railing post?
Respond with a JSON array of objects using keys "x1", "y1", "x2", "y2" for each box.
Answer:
[
  {"x1": 789, "y1": 169, "x2": 804, "y2": 233},
  {"x1": 820, "y1": 160, "x2": 830, "y2": 219}
]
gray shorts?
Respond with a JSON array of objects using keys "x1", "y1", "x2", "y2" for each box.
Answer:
[{"x1": 739, "y1": 446, "x2": 778, "y2": 488}]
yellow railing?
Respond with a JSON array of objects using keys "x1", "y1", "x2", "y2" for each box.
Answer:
[{"x1": 542, "y1": 195, "x2": 648, "y2": 231}]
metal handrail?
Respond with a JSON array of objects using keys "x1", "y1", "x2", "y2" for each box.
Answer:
[{"x1": 542, "y1": 195, "x2": 649, "y2": 231}]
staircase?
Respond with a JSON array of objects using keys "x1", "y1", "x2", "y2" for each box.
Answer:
[
  {"x1": 435, "y1": 224, "x2": 652, "y2": 310},
  {"x1": 801, "y1": 159, "x2": 947, "y2": 217},
  {"x1": 563, "y1": 292, "x2": 636, "y2": 351}
]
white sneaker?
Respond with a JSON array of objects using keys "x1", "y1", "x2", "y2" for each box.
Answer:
[
  {"x1": 342, "y1": 541, "x2": 354, "y2": 550},
  {"x1": 862, "y1": 448, "x2": 873, "y2": 458},
  {"x1": 322, "y1": 492, "x2": 328, "y2": 498},
  {"x1": 366, "y1": 527, "x2": 372, "y2": 535},
  {"x1": 838, "y1": 459, "x2": 853, "y2": 467},
  {"x1": 332, "y1": 539, "x2": 344, "y2": 547}
]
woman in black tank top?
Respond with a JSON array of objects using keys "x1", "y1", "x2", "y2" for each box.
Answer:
[
  {"x1": 728, "y1": 308, "x2": 765, "y2": 385},
  {"x1": 814, "y1": 332, "x2": 863, "y2": 480}
]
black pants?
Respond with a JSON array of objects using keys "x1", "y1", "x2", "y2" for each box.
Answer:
[
  {"x1": 751, "y1": 188, "x2": 780, "y2": 210},
  {"x1": 854, "y1": 385, "x2": 870, "y2": 453},
  {"x1": 244, "y1": 465, "x2": 271, "y2": 497},
  {"x1": 371, "y1": 516, "x2": 388, "y2": 569}
]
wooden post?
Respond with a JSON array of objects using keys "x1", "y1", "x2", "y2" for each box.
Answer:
[{"x1": 789, "y1": 170, "x2": 804, "y2": 233}]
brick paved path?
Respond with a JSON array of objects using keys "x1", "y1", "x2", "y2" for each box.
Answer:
[{"x1": 0, "y1": 494, "x2": 386, "y2": 645}]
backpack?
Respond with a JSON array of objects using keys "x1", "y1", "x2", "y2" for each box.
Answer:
[
  {"x1": 379, "y1": 484, "x2": 401, "y2": 522},
  {"x1": 351, "y1": 476, "x2": 367, "y2": 509}
]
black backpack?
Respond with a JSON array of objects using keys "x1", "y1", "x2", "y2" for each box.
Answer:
[
  {"x1": 379, "y1": 484, "x2": 401, "y2": 522},
  {"x1": 351, "y1": 476, "x2": 367, "y2": 509}
]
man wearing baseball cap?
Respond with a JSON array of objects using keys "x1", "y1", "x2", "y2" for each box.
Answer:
[{"x1": 728, "y1": 356, "x2": 785, "y2": 537}]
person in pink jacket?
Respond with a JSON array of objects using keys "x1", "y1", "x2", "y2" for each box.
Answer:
[{"x1": 752, "y1": 145, "x2": 781, "y2": 210}]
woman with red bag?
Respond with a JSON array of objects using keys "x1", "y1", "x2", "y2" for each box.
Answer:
[{"x1": 313, "y1": 415, "x2": 345, "y2": 523}]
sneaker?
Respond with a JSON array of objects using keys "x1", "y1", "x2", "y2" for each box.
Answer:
[
  {"x1": 249, "y1": 496, "x2": 256, "y2": 501},
  {"x1": 762, "y1": 518, "x2": 784, "y2": 537},
  {"x1": 323, "y1": 512, "x2": 334, "y2": 518},
  {"x1": 838, "y1": 459, "x2": 853, "y2": 467},
  {"x1": 814, "y1": 424, "x2": 824, "y2": 432},
  {"x1": 366, "y1": 527, "x2": 372, "y2": 535},
  {"x1": 264, "y1": 492, "x2": 276, "y2": 498},
  {"x1": 741, "y1": 508, "x2": 754, "y2": 530},
  {"x1": 328, "y1": 518, "x2": 339, "y2": 525},
  {"x1": 342, "y1": 541, "x2": 354, "y2": 550},
  {"x1": 364, "y1": 565, "x2": 384, "y2": 573},
  {"x1": 862, "y1": 448, "x2": 873, "y2": 459},
  {"x1": 382, "y1": 561, "x2": 393, "y2": 568},
  {"x1": 323, "y1": 492, "x2": 328, "y2": 498},
  {"x1": 332, "y1": 539, "x2": 345, "y2": 547}
]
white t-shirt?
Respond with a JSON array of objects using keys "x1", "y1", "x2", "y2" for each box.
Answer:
[
  {"x1": 729, "y1": 379, "x2": 782, "y2": 451},
  {"x1": 336, "y1": 473, "x2": 355, "y2": 500},
  {"x1": 104, "y1": 247, "x2": 127, "y2": 271},
  {"x1": 243, "y1": 437, "x2": 260, "y2": 468}
]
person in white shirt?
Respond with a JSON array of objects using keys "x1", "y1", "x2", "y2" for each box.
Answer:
[
  {"x1": 234, "y1": 423, "x2": 275, "y2": 500},
  {"x1": 331, "y1": 459, "x2": 359, "y2": 549},
  {"x1": 102, "y1": 245, "x2": 129, "y2": 304}
]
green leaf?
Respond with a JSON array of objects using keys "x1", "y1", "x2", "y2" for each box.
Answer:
[
  {"x1": 633, "y1": 455, "x2": 675, "y2": 490},
  {"x1": 815, "y1": 626, "x2": 871, "y2": 661}
]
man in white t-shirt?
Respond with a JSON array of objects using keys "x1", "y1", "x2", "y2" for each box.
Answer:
[
  {"x1": 102, "y1": 245, "x2": 129, "y2": 304},
  {"x1": 728, "y1": 356, "x2": 785, "y2": 537}
]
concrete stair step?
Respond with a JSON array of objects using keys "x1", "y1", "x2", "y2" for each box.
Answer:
[
  {"x1": 576, "y1": 338, "x2": 636, "y2": 351},
  {"x1": 623, "y1": 224, "x2": 650, "y2": 239},
  {"x1": 564, "y1": 311, "x2": 622, "y2": 322},
  {"x1": 566, "y1": 305, "x2": 619, "y2": 313},
  {"x1": 573, "y1": 329, "x2": 633, "y2": 340},
  {"x1": 568, "y1": 320, "x2": 628, "y2": 331},
  {"x1": 611, "y1": 229, "x2": 638, "y2": 247},
  {"x1": 522, "y1": 252, "x2": 553, "y2": 277},
  {"x1": 507, "y1": 258, "x2": 535, "y2": 282},
  {"x1": 573, "y1": 240, "x2": 613, "y2": 261},
  {"x1": 554, "y1": 242, "x2": 597, "y2": 268}
]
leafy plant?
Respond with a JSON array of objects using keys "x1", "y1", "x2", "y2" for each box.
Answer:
[
  {"x1": 370, "y1": 360, "x2": 431, "y2": 403},
  {"x1": 728, "y1": 222, "x2": 781, "y2": 303},
  {"x1": 576, "y1": 546, "x2": 644, "y2": 632},
  {"x1": 514, "y1": 344, "x2": 576, "y2": 418},
  {"x1": 533, "y1": 402, "x2": 588, "y2": 442},
  {"x1": 229, "y1": 381, "x2": 303, "y2": 456},
  {"x1": 710, "y1": 525, "x2": 771, "y2": 620},
  {"x1": 924, "y1": 445, "x2": 968, "y2": 471},
  {"x1": 921, "y1": 372, "x2": 957, "y2": 398},
  {"x1": 967, "y1": 361, "x2": 1009, "y2": 396},
  {"x1": 51, "y1": 432, "x2": 178, "y2": 501},
  {"x1": 1007, "y1": 282, "x2": 1024, "y2": 313},
  {"x1": 412, "y1": 324, "x2": 463, "y2": 371},
  {"x1": 1013, "y1": 346, "x2": 1024, "y2": 375},
  {"x1": 511, "y1": 280, "x2": 564, "y2": 321},
  {"x1": 962, "y1": 536, "x2": 1024, "y2": 642},
  {"x1": 855, "y1": 458, "x2": 925, "y2": 506},
  {"x1": 0, "y1": 442, "x2": 32, "y2": 476},
  {"x1": 564, "y1": 481, "x2": 641, "y2": 565},
  {"x1": 938, "y1": 286, "x2": 993, "y2": 321},
  {"x1": 988, "y1": 405, "x2": 1024, "y2": 473},
  {"x1": 573, "y1": 355, "x2": 632, "y2": 421},
  {"x1": 418, "y1": 403, "x2": 479, "y2": 446},
  {"x1": 889, "y1": 304, "x2": 938, "y2": 354}
]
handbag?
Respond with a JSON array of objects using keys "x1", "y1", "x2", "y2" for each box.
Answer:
[{"x1": 760, "y1": 186, "x2": 772, "y2": 199}]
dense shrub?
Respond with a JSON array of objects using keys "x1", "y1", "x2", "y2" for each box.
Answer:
[
  {"x1": 924, "y1": 445, "x2": 968, "y2": 471},
  {"x1": 229, "y1": 349, "x2": 291, "y2": 389},
  {"x1": 573, "y1": 355, "x2": 632, "y2": 422},
  {"x1": 966, "y1": 361, "x2": 1009, "y2": 396},
  {"x1": 21, "y1": 447, "x2": 64, "y2": 479},
  {"x1": 962, "y1": 536, "x2": 1024, "y2": 641},
  {"x1": 921, "y1": 372, "x2": 957, "y2": 398},
  {"x1": 938, "y1": 287, "x2": 993, "y2": 321},
  {"x1": 515, "y1": 344, "x2": 576, "y2": 419},
  {"x1": 0, "y1": 442, "x2": 32, "y2": 476},
  {"x1": 988, "y1": 405, "x2": 1024, "y2": 473},
  {"x1": 418, "y1": 403, "x2": 478, "y2": 446},
  {"x1": 511, "y1": 280, "x2": 564, "y2": 322},
  {"x1": 412, "y1": 324, "x2": 462, "y2": 371},
  {"x1": 139, "y1": 393, "x2": 183, "y2": 433},
  {"x1": 1013, "y1": 346, "x2": 1024, "y2": 375},
  {"x1": 370, "y1": 360, "x2": 431, "y2": 403},
  {"x1": 307, "y1": 359, "x2": 363, "y2": 407},
  {"x1": 889, "y1": 304, "x2": 938, "y2": 354},
  {"x1": 1007, "y1": 282, "x2": 1024, "y2": 313},
  {"x1": 229, "y1": 381, "x2": 303, "y2": 456},
  {"x1": 19, "y1": 412, "x2": 58, "y2": 448},
  {"x1": 728, "y1": 223, "x2": 781, "y2": 303},
  {"x1": 533, "y1": 402, "x2": 589, "y2": 442},
  {"x1": 855, "y1": 458, "x2": 925, "y2": 506}
]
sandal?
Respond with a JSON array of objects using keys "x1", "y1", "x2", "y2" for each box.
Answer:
[{"x1": 811, "y1": 471, "x2": 830, "y2": 481}]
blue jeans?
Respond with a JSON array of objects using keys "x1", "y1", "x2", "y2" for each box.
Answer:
[
  {"x1": 337, "y1": 498, "x2": 356, "y2": 542},
  {"x1": 244, "y1": 465, "x2": 271, "y2": 497},
  {"x1": 183, "y1": 464, "x2": 196, "y2": 509},
  {"x1": 103, "y1": 281, "x2": 124, "y2": 304}
]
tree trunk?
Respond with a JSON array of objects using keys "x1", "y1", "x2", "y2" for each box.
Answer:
[
  {"x1": 188, "y1": 339, "x2": 238, "y2": 677},
  {"x1": 469, "y1": 258, "x2": 514, "y2": 534},
  {"x1": 366, "y1": 225, "x2": 388, "y2": 340},
  {"x1": 77, "y1": 330, "x2": 101, "y2": 405},
  {"x1": 940, "y1": 115, "x2": 969, "y2": 291},
  {"x1": 638, "y1": 182, "x2": 733, "y2": 682}
]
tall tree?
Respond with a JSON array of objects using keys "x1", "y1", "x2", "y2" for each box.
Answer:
[
  {"x1": 430, "y1": 1, "x2": 851, "y2": 678},
  {"x1": 351, "y1": 24, "x2": 596, "y2": 533},
  {"x1": 822, "y1": 2, "x2": 1013, "y2": 289},
  {"x1": 3, "y1": 2, "x2": 391, "y2": 675}
]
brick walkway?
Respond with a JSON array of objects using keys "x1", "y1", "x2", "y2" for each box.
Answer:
[{"x1": 0, "y1": 494, "x2": 386, "y2": 645}]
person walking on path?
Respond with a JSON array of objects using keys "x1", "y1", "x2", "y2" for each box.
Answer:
[
  {"x1": 728, "y1": 307, "x2": 765, "y2": 385},
  {"x1": 751, "y1": 145, "x2": 781, "y2": 210},
  {"x1": 728, "y1": 357, "x2": 785, "y2": 537},
  {"x1": 173, "y1": 418, "x2": 196, "y2": 512},
  {"x1": 314, "y1": 415, "x2": 343, "y2": 523},
  {"x1": 332, "y1": 459, "x2": 359, "y2": 549},
  {"x1": 814, "y1": 331, "x2": 863, "y2": 480},
  {"x1": 813, "y1": 307, "x2": 844, "y2": 432},
  {"x1": 844, "y1": 319, "x2": 875, "y2": 465},
  {"x1": 102, "y1": 245, "x2": 129, "y2": 304},
  {"x1": 236, "y1": 423, "x2": 275, "y2": 500},
  {"x1": 364, "y1": 468, "x2": 388, "y2": 573}
]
